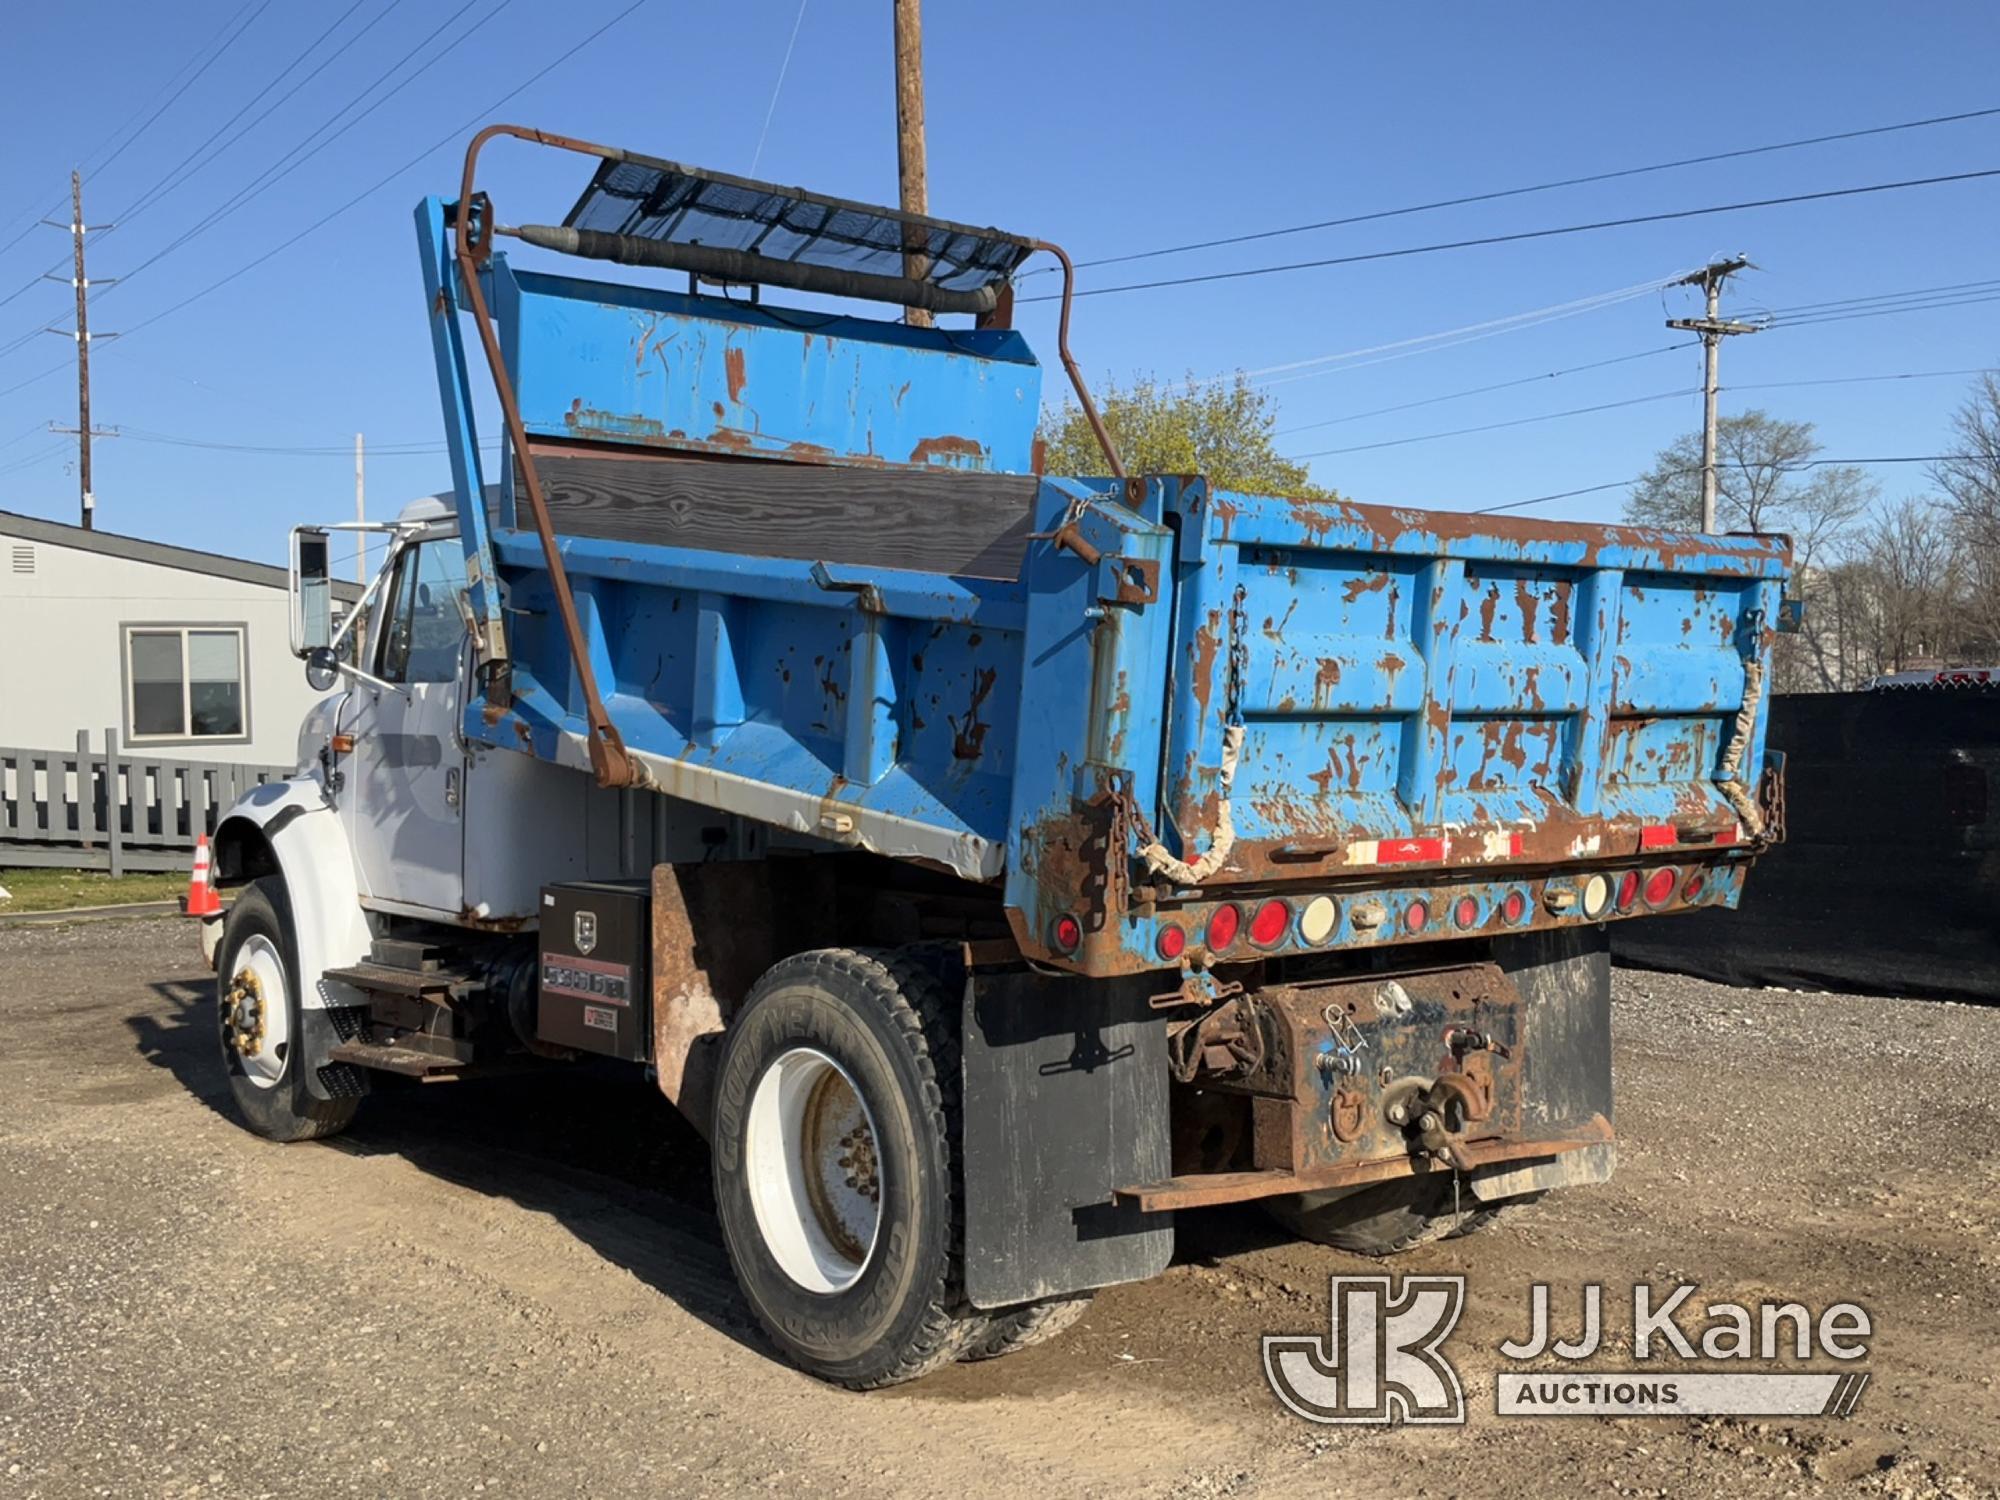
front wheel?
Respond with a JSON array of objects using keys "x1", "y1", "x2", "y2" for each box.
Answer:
[
  {"x1": 710, "y1": 949, "x2": 981, "y2": 1389},
  {"x1": 215, "y1": 878, "x2": 356, "y2": 1143}
]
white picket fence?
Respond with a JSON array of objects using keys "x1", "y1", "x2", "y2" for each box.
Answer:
[{"x1": 0, "y1": 731, "x2": 292, "y2": 874}]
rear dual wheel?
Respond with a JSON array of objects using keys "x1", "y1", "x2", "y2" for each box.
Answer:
[{"x1": 711, "y1": 949, "x2": 1089, "y2": 1388}]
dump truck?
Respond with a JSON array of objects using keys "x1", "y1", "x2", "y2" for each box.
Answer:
[{"x1": 201, "y1": 125, "x2": 1793, "y2": 1389}]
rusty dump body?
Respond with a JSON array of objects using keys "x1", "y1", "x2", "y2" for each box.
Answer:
[{"x1": 414, "y1": 127, "x2": 1793, "y2": 1257}]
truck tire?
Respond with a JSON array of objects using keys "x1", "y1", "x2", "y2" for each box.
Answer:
[
  {"x1": 710, "y1": 948, "x2": 980, "y2": 1389},
  {"x1": 215, "y1": 878, "x2": 358, "y2": 1143},
  {"x1": 1265, "y1": 1176, "x2": 1537, "y2": 1256},
  {"x1": 960, "y1": 1295, "x2": 1092, "y2": 1362}
]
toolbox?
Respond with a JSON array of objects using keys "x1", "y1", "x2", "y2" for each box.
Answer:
[{"x1": 537, "y1": 880, "x2": 650, "y2": 1061}]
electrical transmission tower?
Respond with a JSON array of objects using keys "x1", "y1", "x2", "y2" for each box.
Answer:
[
  {"x1": 45, "y1": 170, "x2": 117, "y2": 530},
  {"x1": 1667, "y1": 256, "x2": 1758, "y2": 534}
]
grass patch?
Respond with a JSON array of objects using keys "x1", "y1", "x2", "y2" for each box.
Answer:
[{"x1": 0, "y1": 868, "x2": 188, "y2": 913}]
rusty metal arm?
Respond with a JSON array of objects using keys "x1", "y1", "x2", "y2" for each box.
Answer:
[
  {"x1": 1030, "y1": 239, "x2": 1125, "y2": 480},
  {"x1": 454, "y1": 124, "x2": 638, "y2": 788}
]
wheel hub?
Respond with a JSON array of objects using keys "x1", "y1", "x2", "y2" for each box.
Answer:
[
  {"x1": 745, "y1": 1047, "x2": 884, "y2": 1294},
  {"x1": 222, "y1": 969, "x2": 266, "y2": 1057}
]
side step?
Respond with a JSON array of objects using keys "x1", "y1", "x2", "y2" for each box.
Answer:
[{"x1": 324, "y1": 1039, "x2": 469, "y2": 1079}]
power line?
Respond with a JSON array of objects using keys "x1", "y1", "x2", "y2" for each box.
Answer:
[
  {"x1": 1241, "y1": 271, "x2": 1687, "y2": 385},
  {"x1": 116, "y1": 0, "x2": 386, "y2": 227},
  {"x1": 1472, "y1": 456, "x2": 1955, "y2": 516},
  {"x1": 1053, "y1": 104, "x2": 2000, "y2": 275},
  {"x1": 1294, "y1": 387, "x2": 1699, "y2": 459},
  {"x1": 1020, "y1": 167, "x2": 2000, "y2": 303},
  {"x1": 1276, "y1": 344, "x2": 1697, "y2": 436},
  {"x1": 1759, "y1": 276, "x2": 2000, "y2": 317},
  {"x1": 1290, "y1": 367, "x2": 1995, "y2": 460},
  {"x1": 1732, "y1": 367, "x2": 1995, "y2": 393},
  {"x1": 112, "y1": 0, "x2": 649, "y2": 343},
  {"x1": 0, "y1": 1, "x2": 265, "y2": 266},
  {"x1": 1769, "y1": 290, "x2": 2000, "y2": 329},
  {"x1": 749, "y1": 0, "x2": 810, "y2": 177},
  {"x1": 105, "y1": 0, "x2": 506, "y2": 297}
]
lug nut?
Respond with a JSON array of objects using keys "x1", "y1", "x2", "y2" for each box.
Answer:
[{"x1": 1387, "y1": 1102, "x2": 1408, "y2": 1125}]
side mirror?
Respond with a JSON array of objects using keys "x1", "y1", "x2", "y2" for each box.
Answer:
[
  {"x1": 305, "y1": 646, "x2": 340, "y2": 692},
  {"x1": 290, "y1": 526, "x2": 332, "y2": 655}
]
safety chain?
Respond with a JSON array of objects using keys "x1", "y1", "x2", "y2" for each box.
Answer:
[{"x1": 1133, "y1": 585, "x2": 1250, "y2": 886}]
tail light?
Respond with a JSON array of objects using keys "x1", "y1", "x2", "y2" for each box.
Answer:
[
  {"x1": 1205, "y1": 903, "x2": 1241, "y2": 952},
  {"x1": 1615, "y1": 870, "x2": 1641, "y2": 913},
  {"x1": 1299, "y1": 895, "x2": 1339, "y2": 944},
  {"x1": 1642, "y1": 867, "x2": 1678, "y2": 909},
  {"x1": 1501, "y1": 889, "x2": 1528, "y2": 924},
  {"x1": 1050, "y1": 913, "x2": 1082, "y2": 954},
  {"x1": 1682, "y1": 871, "x2": 1707, "y2": 903},
  {"x1": 1452, "y1": 895, "x2": 1480, "y2": 930},
  {"x1": 1403, "y1": 899, "x2": 1430, "y2": 934},
  {"x1": 1580, "y1": 873, "x2": 1611, "y2": 919},
  {"x1": 1156, "y1": 922, "x2": 1187, "y2": 960},
  {"x1": 1248, "y1": 898, "x2": 1291, "y2": 948}
]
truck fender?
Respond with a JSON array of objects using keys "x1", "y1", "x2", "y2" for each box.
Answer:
[{"x1": 213, "y1": 777, "x2": 374, "y2": 1103}]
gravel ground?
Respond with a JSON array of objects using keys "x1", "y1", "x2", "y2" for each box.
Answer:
[{"x1": 1, "y1": 917, "x2": 1995, "y2": 1499}]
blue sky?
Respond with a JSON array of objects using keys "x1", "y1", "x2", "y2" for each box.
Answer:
[{"x1": 0, "y1": 0, "x2": 1993, "y2": 565}]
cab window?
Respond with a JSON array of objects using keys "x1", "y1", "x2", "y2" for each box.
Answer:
[{"x1": 378, "y1": 539, "x2": 468, "y2": 685}]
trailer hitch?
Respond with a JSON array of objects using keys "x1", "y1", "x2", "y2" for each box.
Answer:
[{"x1": 1383, "y1": 1072, "x2": 1494, "y2": 1171}]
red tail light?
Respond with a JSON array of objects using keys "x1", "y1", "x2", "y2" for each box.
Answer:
[
  {"x1": 1403, "y1": 899, "x2": 1430, "y2": 934},
  {"x1": 1642, "y1": 867, "x2": 1678, "y2": 909},
  {"x1": 1248, "y1": 898, "x2": 1291, "y2": 948},
  {"x1": 1050, "y1": 913, "x2": 1082, "y2": 953},
  {"x1": 1205, "y1": 903, "x2": 1241, "y2": 952},
  {"x1": 1156, "y1": 922, "x2": 1187, "y2": 960},
  {"x1": 1682, "y1": 871, "x2": 1707, "y2": 903},
  {"x1": 1615, "y1": 870, "x2": 1641, "y2": 912},
  {"x1": 1502, "y1": 889, "x2": 1528, "y2": 923},
  {"x1": 1452, "y1": 896, "x2": 1480, "y2": 930}
]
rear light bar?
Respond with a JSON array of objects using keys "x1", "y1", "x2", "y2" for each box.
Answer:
[{"x1": 1136, "y1": 859, "x2": 1738, "y2": 967}]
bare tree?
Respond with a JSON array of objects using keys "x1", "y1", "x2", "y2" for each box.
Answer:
[
  {"x1": 1931, "y1": 371, "x2": 2000, "y2": 657},
  {"x1": 1626, "y1": 410, "x2": 1875, "y2": 690},
  {"x1": 1857, "y1": 499, "x2": 1966, "y2": 675}
]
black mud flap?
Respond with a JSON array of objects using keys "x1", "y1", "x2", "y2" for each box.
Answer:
[
  {"x1": 1471, "y1": 926, "x2": 1615, "y2": 1202},
  {"x1": 960, "y1": 970, "x2": 1174, "y2": 1309}
]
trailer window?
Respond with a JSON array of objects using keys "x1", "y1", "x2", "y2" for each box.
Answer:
[
  {"x1": 124, "y1": 625, "x2": 248, "y2": 743},
  {"x1": 379, "y1": 540, "x2": 468, "y2": 685}
]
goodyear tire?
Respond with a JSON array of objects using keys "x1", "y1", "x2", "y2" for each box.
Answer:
[
  {"x1": 215, "y1": 878, "x2": 357, "y2": 1143},
  {"x1": 711, "y1": 948, "x2": 980, "y2": 1389},
  {"x1": 1266, "y1": 1176, "x2": 1538, "y2": 1256}
]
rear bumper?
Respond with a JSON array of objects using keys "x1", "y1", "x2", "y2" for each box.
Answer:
[{"x1": 1123, "y1": 926, "x2": 1616, "y2": 1211}]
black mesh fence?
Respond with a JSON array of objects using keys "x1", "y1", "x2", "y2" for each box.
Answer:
[{"x1": 1613, "y1": 687, "x2": 2000, "y2": 1002}]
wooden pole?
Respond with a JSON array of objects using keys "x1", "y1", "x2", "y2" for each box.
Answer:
[{"x1": 893, "y1": 0, "x2": 933, "y2": 328}]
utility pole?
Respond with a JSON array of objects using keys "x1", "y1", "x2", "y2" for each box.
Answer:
[
  {"x1": 44, "y1": 171, "x2": 117, "y2": 529},
  {"x1": 892, "y1": 0, "x2": 932, "y2": 328},
  {"x1": 354, "y1": 433, "x2": 366, "y2": 586},
  {"x1": 1667, "y1": 256, "x2": 1758, "y2": 534}
]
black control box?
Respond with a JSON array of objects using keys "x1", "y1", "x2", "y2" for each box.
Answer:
[{"x1": 537, "y1": 881, "x2": 650, "y2": 1061}]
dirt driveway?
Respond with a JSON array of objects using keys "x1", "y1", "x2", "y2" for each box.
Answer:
[{"x1": 1, "y1": 917, "x2": 1994, "y2": 1498}]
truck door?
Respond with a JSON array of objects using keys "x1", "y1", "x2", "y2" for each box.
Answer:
[{"x1": 343, "y1": 534, "x2": 469, "y2": 913}]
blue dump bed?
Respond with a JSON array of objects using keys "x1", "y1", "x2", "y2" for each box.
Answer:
[{"x1": 418, "y1": 141, "x2": 1791, "y2": 981}]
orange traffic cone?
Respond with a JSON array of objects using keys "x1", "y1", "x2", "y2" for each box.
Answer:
[{"x1": 181, "y1": 835, "x2": 223, "y2": 918}]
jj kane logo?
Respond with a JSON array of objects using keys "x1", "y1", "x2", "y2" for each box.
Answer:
[
  {"x1": 1263, "y1": 1276, "x2": 1467, "y2": 1424},
  {"x1": 1265, "y1": 1277, "x2": 1873, "y2": 1424}
]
